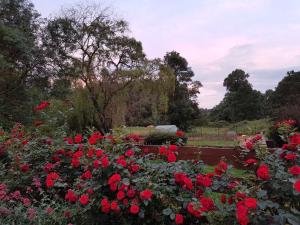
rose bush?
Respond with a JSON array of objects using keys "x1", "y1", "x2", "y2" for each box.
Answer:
[{"x1": 0, "y1": 104, "x2": 299, "y2": 224}]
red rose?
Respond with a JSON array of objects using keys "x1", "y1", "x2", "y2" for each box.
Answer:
[
  {"x1": 167, "y1": 152, "x2": 177, "y2": 162},
  {"x1": 175, "y1": 213, "x2": 184, "y2": 224},
  {"x1": 125, "y1": 149, "x2": 134, "y2": 157},
  {"x1": 87, "y1": 148, "x2": 94, "y2": 158},
  {"x1": 71, "y1": 157, "x2": 80, "y2": 168},
  {"x1": 284, "y1": 153, "x2": 298, "y2": 160},
  {"x1": 236, "y1": 192, "x2": 246, "y2": 200},
  {"x1": 117, "y1": 191, "x2": 125, "y2": 200},
  {"x1": 221, "y1": 194, "x2": 227, "y2": 204},
  {"x1": 214, "y1": 161, "x2": 228, "y2": 176},
  {"x1": 108, "y1": 174, "x2": 121, "y2": 185},
  {"x1": 110, "y1": 201, "x2": 120, "y2": 213},
  {"x1": 34, "y1": 101, "x2": 50, "y2": 111},
  {"x1": 294, "y1": 179, "x2": 300, "y2": 192},
  {"x1": 101, "y1": 198, "x2": 110, "y2": 213},
  {"x1": 174, "y1": 172, "x2": 186, "y2": 185},
  {"x1": 139, "y1": 189, "x2": 153, "y2": 201},
  {"x1": 169, "y1": 145, "x2": 178, "y2": 151},
  {"x1": 22, "y1": 140, "x2": 28, "y2": 146},
  {"x1": 73, "y1": 150, "x2": 83, "y2": 158},
  {"x1": 257, "y1": 164, "x2": 270, "y2": 180},
  {"x1": 200, "y1": 197, "x2": 215, "y2": 211},
  {"x1": 289, "y1": 133, "x2": 300, "y2": 144},
  {"x1": 236, "y1": 204, "x2": 249, "y2": 225},
  {"x1": 245, "y1": 141, "x2": 253, "y2": 150},
  {"x1": 101, "y1": 156, "x2": 109, "y2": 168},
  {"x1": 74, "y1": 134, "x2": 83, "y2": 143},
  {"x1": 254, "y1": 135, "x2": 262, "y2": 141},
  {"x1": 196, "y1": 174, "x2": 213, "y2": 187},
  {"x1": 81, "y1": 170, "x2": 92, "y2": 180},
  {"x1": 127, "y1": 189, "x2": 136, "y2": 198},
  {"x1": 244, "y1": 197, "x2": 257, "y2": 209},
  {"x1": 79, "y1": 195, "x2": 89, "y2": 205},
  {"x1": 159, "y1": 146, "x2": 167, "y2": 155},
  {"x1": 45, "y1": 178, "x2": 54, "y2": 188},
  {"x1": 116, "y1": 156, "x2": 127, "y2": 167},
  {"x1": 96, "y1": 149, "x2": 104, "y2": 157},
  {"x1": 65, "y1": 189, "x2": 77, "y2": 202},
  {"x1": 93, "y1": 159, "x2": 100, "y2": 169},
  {"x1": 123, "y1": 198, "x2": 129, "y2": 206},
  {"x1": 129, "y1": 204, "x2": 140, "y2": 214},
  {"x1": 183, "y1": 177, "x2": 194, "y2": 190},
  {"x1": 20, "y1": 163, "x2": 30, "y2": 172},
  {"x1": 88, "y1": 136, "x2": 97, "y2": 145},
  {"x1": 176, "y1": 130, "x2": 185, "y2": 137},
  {"x1": 289, "y1": 165, "x2": 300, "y2": 176},
  {"x1": 130, "y1": 164, "x2": 140, "y2": 173}
]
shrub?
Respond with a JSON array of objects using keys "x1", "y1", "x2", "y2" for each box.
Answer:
[
  {"x1": 144, "y1": 132, "x2": 187, "y2": 145},
  {"x1": 0, "y1": 104, "x2": 299, "y2": 225}
]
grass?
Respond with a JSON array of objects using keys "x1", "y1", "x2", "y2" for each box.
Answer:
[
  {"x1": 187, "y1": 118, "x2": 271, "y2": 137},
  {"x1": 187, "y1": 140, "x2": 239, "y2": 147},
  {"x1": 203, "y1": 165, "x2": 249, "y2": 178}
]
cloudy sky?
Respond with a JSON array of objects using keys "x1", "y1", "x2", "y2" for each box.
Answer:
[{"x1": 32, "y1": 0, "x2": 300, "y2": 108}]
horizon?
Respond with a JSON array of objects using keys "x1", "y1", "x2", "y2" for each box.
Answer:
[{"x1": 32, "y1": 0, "x2": 300, "y2": 109}]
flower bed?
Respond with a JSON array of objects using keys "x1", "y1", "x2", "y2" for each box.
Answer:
[{"x1": 0, "y1": 104, "x2": 299, "y2": 224}]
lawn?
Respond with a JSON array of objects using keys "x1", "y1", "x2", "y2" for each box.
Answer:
[
  {"x1": 203, "y1": 165, "x2": 250, "y2": 178},
  {"x1": 187, "y1": 118, "x2": 271, "y2": 137},
  {"x1": 187, "y1": 139, "x2": 239, "y2": 147}
]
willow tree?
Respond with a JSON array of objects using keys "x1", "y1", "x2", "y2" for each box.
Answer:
[
  {"x1": 43, "y1": 4, "x2": 145, "y2": 132},
  {"x1": 124, "y1": 59, "x2": 176, "y2": 126}
]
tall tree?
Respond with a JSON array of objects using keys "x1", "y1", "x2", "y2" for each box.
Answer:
[
  {"x1": 164, "y1": 51, "x2": 202, "y2": 130},
  {"x1": 269, "y1": 71, "x2": 300, "y2": 121},
  {"x1": 43, "y1": 5, "x2": 145, "y2": 133},
  {"x1": 211, "y1": 69, "x2": 264, "y2": 122},
  {"x1": 0, "y1": 0, "x2": 46, "y2": 127}
]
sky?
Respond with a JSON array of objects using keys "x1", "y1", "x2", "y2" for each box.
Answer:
[{"x1": 32, "y1": 0, "x2": 300, "y2": 108}]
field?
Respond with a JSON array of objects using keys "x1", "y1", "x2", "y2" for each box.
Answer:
[{"x1": 117, "y1": 119, "x2": 271, "y2": 147}]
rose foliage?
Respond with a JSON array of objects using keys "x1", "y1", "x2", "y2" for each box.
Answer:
[{"x1": 0, "y1": 106, "x2": 299, "y2": 224}]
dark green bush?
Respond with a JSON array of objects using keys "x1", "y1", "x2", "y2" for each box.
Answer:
[{"x1": 144, "y1": 132, "x2": 187, "y2": 145}]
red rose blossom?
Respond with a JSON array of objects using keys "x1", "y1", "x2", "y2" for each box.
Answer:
[
  {"x1": 167, "y1": 152, "x2": 177, "y2": 162},
  {"x1": 74, "y1": 134, "x2": 83, "y2": 143},
  {"x1": 284, "y1": 153, "x2": 298, "y2": 160},
  {"x1": 288, "y1": 165, "x2": 300, "y2": 176},
  {"x1": 244, "y1": 197, "x2": 257, "y2": 209},
  {"x1": 175, "y1": 213, "x2": 184, "y2": 224},
  {"x1": 65, "y1": 189, "x2": 77, "y2": 202},
  {"x1": 139, "y1": 189, "x2": 153, "y2": 201},
  {"x1": 101, "y1": 198, "x2": 110, "y2": 213},
  {"x1": 294, "y1": 179, "x2": 300, "y2": 192},
  {"x1": 257, "y1": 164, "x2": 270, "y2": 180},
  {"x1": 236, "y1": 204, "x2": 249, "y2": 225},
  {"x1": 35, "y1": 101, "x2": 50, "y2": 111},
  {"x1": 221, "y1": 194, "x2": 227, "y2": 204},
  {"x1": 79, "y1": 194, "x2": 89, "y2": 205},
  {"x1": 129, "y1": 204, "x2": 140, "y2": 214}
]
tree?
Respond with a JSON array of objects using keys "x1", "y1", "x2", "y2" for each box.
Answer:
[
  {"x1": 0, "y1": 0, "x2": 46, "y2": 127},
  {"x1": 43, "y1": 5, "x2": 145, "y2": 133},
  {"x1": 124, "y1": 59, "x2": 175, "y2": 126},
  {"x1": 269, "y1": 71, "x2": 300, "y2": 121},
  {"x1": 164, "y1": 51, "x2": 202, "y2": 130},
  {"x1": 223, "y1": 69, "x2": 252, "y2": 91},
  {"x1": 211, "y1": 69, "x2": 264, "y2": 122}
]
